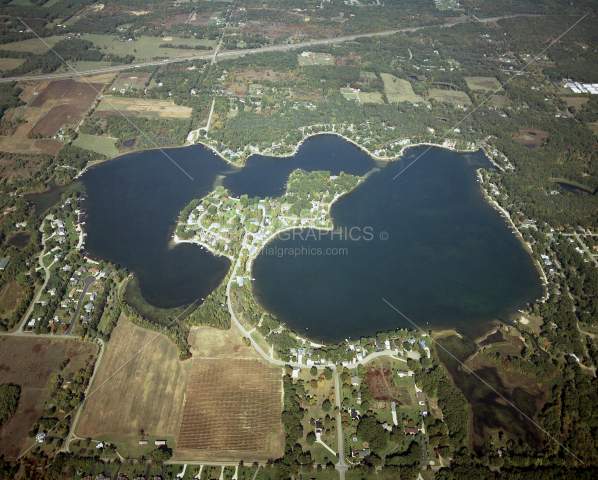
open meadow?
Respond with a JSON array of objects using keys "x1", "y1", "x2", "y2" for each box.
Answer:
[
  {"x1": 427, "y1": 88, "x2": 472, "y2": 106},
  {"x1": 175, "y1": 358, "x2": 284, "y2": 461},
  {"x1": 187, "y1": 323, "x2": 259, "y2": 359},
  {"x1": 73, "y1": 134, "x2": 119, "y2": 157},
  {"x1": 94, "y1": 97, "x2": 192, "y2": 119},
  {"x1": 81, "y1": 34, "x2": 216, "y2": 62},
  {"x1": 380, "y1": 73, "x2": 424, "y2": 103},
  {"x1": 76, "y1": 315, "x2": 191, "y2": 443},
  {"x1": 464, "y1": 76, "x2": 502, "y2": 92},
  {"x1": 0, "y1": 336, "x2": 96, "y2": 459}
]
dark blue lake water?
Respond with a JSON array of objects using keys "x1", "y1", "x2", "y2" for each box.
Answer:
[{"x1": 35, "y1": 135, "x2": 542, "y2": 341}]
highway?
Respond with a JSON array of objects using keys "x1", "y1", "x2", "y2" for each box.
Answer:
[{"x1": 0, "y1": 25, "x2": 440, "y2": 84}]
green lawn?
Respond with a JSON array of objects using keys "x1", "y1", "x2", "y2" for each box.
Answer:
[
  {"x1": 81, "y1": 434, "x2": 176, "y2": 459},
  {"x1": 42, "y1": 0, "x2": 63, "y2": 7},
  {"x1": 73, "y1": 134, "x2": 119, "y2": 158}
]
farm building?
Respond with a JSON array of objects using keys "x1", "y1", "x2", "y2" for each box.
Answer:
[{"x1": 155, "y1": 440, "x2": 166, "y2": 446}]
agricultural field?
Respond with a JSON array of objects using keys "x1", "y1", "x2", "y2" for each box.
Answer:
[
  {"x1": 0, "y1": 137, "x2": 63, "y2": 155},
  {"x1": 298, "y1": 52, "x2": 334, "y2": 66},
  {"x1": 73, "y1": 134, "x2": 119, "y2": 157},
  {"x1": 0, "y1": 58, "x2": 26, "y2": 71},
  {"x1": 0, "y1": 35, "x2": 64, "y2": 54},
  {"x1": 175, "y1": 358, "x2": 284, "y2": 461},
  {"x1": 81, "y1": 34, "x2": 216, "y2": 62},
  {"x1": 357, "y1": 92, "x2": 383, "y2": 104},
  {"x1": 187, "y1": 324, "x2": 259, "y2": 359},
  {"x1": 76, "y1": 316, "x2": 191, "y2": 443},
  {"x1": 0, "y1": 337, "x2": 96, "y2": 459},
  {"x1": 380, "y1": 73, "x2": 424, "y2": 103},
  {"x1": 27, "y1": 79, "x2": 104, "y2": 137},
  {"x1": 464, "y1": 76, "x2": 502, "y2": 92},
  {"x1": 94, "y1": 97, "x2": 192, "y2": 119},
  {"x1": 427, "y1": 88, "x2": 472, "y2": 106}
]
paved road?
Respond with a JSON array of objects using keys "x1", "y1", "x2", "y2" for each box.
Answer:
[
  {"x1": 17, "y1": 215, "x2": 53, "y2": 334},
  {"x1": 64, "y1": 337, "x2": 105, "y2": 452},
  {"x1": 0, "y1": 16, "x2": 529, "y2": 84},
  {"x1": 65, "y1": 275, "x2": 96, "y2": 335}
]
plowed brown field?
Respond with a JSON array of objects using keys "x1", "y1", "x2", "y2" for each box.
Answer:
[{"x1": 176, "y1": 358, "x2": 283, "y2": 460}]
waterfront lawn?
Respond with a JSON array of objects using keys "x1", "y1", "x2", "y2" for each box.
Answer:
[{"x1": 73, "y1": 134, "x2": 119, "y2": 157}]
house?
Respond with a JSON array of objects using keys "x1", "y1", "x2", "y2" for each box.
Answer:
[
  {"x1": 352, "y1": 448, "x2": 370, "y2": 458},
  {"x1": 351, "y1": 376, "x2": 359, "y2": 386},
  {"x1": 88, "y1": 268, "x2": 100, "y2": 274},
  {"x1": 357, "y1": 392, "x2": 362, "y2": 404},
  {"x1": 405, "y1": 427, "x2": 420, "y2": 435},
  {"x1": 155, "y1": 440, "x2": 167, "y2": 446},
  {"x1": 350, "y1": 408, "x2": 361, "y2": 422},
  {"x1": 85, "y1": 303, "x2": 94, "y2": 313},
  {"x1": 397, "y1": 370, "x2": 409, "y2": 377},
  {"x1": 315, "y1": 420, "x2": 323, "y2": 434},
  {"x1": 82, "y1": 315, "x2": 90, "y2": 323},
  {"x1": 416, "y1": 391, "x2": 426, "y2": 406},
  {"x1": 139, "y1": 440, "x2": 148, "y2": 445},
  {"x1": 237, "y1": 276, "x2": 244, "y2": 287},
  {"x1": 292, "y1": 367, "x2": 300, "y2": 378}
]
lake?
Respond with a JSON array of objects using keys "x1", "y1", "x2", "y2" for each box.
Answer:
[{"x1": 42, "y1": 135, "x2": 543, "y2": 340}]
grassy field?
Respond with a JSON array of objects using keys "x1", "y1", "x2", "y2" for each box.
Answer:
[
  {"x1": 1, "y1": 35, "x2": 64, "y2": 54},
  {"x1": 187, "y1": 323, "x2": 259, "y2": 359},
  {"x1": 464, "y1": 76, "x2": 502, "y2": 92},
  {"x1": 0, "y1": 58, "x2": 26, "y2": 71},
  {"x1": 380, "y1": 73, "x2": 424, "y2": 103},
  {"x1": 588, "y1": 122, "x2": 598, "y2": 135},
  {"x1": 73, "y1": 134, "x2": 119, "y2": 157},
  {"x1": 42, "y1": 0, "x2": 62, "y2": 7},
  {"x1": 175, "y1": 358, "x2": 284, "y2": 461},
  {"x1": 298, "y1": 52, "x2": 334, "y2": 66},
  {"x1": 76, "y1": 315, "x2": 191, "y2": 443},
  {"x1": 81, "y1": 34, "x2": 216, "y2": 62},
  {"x1": 358, "y1": 92, "x2": 383, "y2": 104},
  {"x1": 561, "y1": 96, "x2": 590, "y2": 109},
  {"x1": 489, "y1": 94, "x2": 510, "y2": 108},
  {"x1": 95, "y1": 97, "x2": 192, "y2": 119},
  {"x1": 427, "y1": 88, "x2": 472, "y2": 105},
  {"x1": 0, "y1": 337, "x2": 97, "y2": 459},
  {"x1": 0, "y1": 281, "x2": 24, "y2": 319}
]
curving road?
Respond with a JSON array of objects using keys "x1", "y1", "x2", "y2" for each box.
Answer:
[{"x1": 17, "y1": 215, "x2": 53, "y2": 334}]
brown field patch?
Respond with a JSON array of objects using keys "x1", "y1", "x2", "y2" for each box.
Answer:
[
  {"x1": 95, "y1": 98, "x2": 192, "y2": 119},
  {"x1": 19, "y1": 82, "x2": 39, "y2": 103},
  {"x1": 363, "y1": 360, "x2": 401, "y2": 402},
  {"x1": 0, "y1": 137, "x2": 43, "y2": 154},
  {"x1": 34, "y1": 139, "x2": 64, "y2": 155},
  {"x1": 0, "y1": 152, "x2": 44, "y2": 181},
  {"x1": 188, "y1": 324, "x2": 259, "y2": 359},
  {"x1": 0, "y1": 337, "x2": 95, "y2": 459},
  {"x1": 112, "y1": 72, "x2": 151, "y2": 90},
  {"x1": 512, "y1": 129, "x2": 548, "y2": 150},
  {"x1": 27, "y1": 79, "x2": 104, "y2": 136},
  {"x1": 175, "y1": 358, "x2": 283, "y2": 461},
  {"x1": 76, "y1": 315, "x2": 190, "y2": 439},
  {"x1": 0, "y1": 281, "x2": 23, "y2": 318}
]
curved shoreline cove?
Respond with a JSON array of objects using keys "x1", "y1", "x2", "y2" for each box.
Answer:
[{"x1": 75, "y1": 135, "x2": 541, "y2": 339}]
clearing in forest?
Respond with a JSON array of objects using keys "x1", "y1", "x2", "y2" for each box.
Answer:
[{"x1": 380, "y1": 73, "x2": 424, "y2": 103}]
